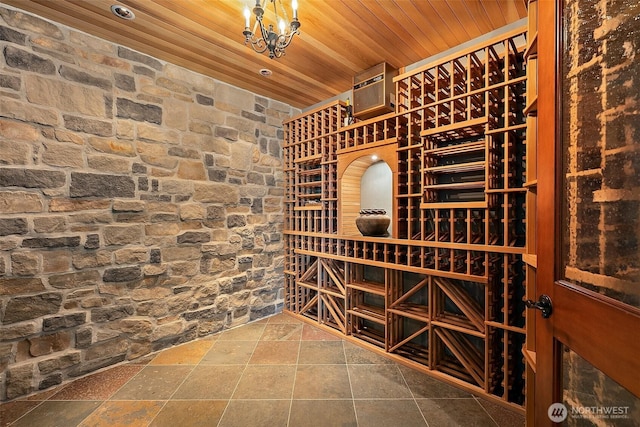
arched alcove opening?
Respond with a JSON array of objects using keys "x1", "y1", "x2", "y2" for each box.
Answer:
[
  {"x1": 337, "y1": 144, "x2": 397, "y2": 237},
  {"x1": 360, "y1": 161, "x2": 393, "y2": 235}
]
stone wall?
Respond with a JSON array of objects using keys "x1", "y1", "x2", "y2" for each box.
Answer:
[
  {"x1": 563, "y1": 0, "x2": 640, "y2": 305},
  {"x1": 0, "y1": 5, "x2": 294, "y2": 401},
  {"x1": 562, "y1": 0, "x2": 639, "y2": 424}
]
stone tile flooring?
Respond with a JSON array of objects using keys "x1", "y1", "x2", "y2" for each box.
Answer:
[{"x1": 1, "y1": 313, "x2": 525, "y2": 426}]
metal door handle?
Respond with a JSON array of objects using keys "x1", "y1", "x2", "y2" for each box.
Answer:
[{"x1": 525, "y1": 294, "x2": 553, "y2": 318}]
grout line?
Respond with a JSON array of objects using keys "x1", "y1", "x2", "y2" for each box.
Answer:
[
  {"x1": 106, "y1": 363, "x2": 151, "y2": 402},
  {"x1": 285, "y1": 334, "x2": 302, "y2": 426},
  {"x1": 145, "y1": 363, "x2": 198, "y2": 426},
  {"x1": 473, "y1": 395, "x2": 501, "y2": 427},
  {"x1": 80, "y1": 401, "x2": 109, "y2": 426},
  {"x1": 216, "y1": 333, "x2": 263, "y2": 427},
  {"x1": 343, "y1": 339, "x2": 360, "y2": 427},
  {"x1": 398, "y1": 363, "x2": 430, "y2": 427},
  {"x1": 59, "y1": 363, "x2": 154, "y2": 426},
  {"x1": 6, "y1": 399, "x2": 47, "y2": 426}
]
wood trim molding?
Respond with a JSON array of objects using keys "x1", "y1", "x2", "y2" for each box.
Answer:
[
  {"x1": 554, "y1": 281, "x2": 640, "y2": 397},
  {"x1": 337, "y1": 144, "x2": 398, "y2": 236},
  {"x1": 534, "y1": 0, "x2": 561, "y2": 424}
]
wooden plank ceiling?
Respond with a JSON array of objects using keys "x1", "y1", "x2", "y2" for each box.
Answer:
[{"x1": 5, "y1": 0, "x2": 527, "y2": 109}]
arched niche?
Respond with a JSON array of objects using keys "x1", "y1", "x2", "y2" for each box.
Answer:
[{"x1": 337, "y1": 144, "x2": 397, "y2": 237}]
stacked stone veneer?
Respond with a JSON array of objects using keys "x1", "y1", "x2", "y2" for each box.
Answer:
[
  {"x1": 0, "y1": 5, "x2": 295, "y2": 401},
  {"x1": 563, "y1": 0, "x2": 639, "y2": 423},
  {"x1": 563, "y1": 0, "x2": 640, "y2": 305}
]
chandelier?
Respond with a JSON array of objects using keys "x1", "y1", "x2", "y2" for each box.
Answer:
[{"x1": 243, "y1": 0, "x2": 300, "y2": 59}]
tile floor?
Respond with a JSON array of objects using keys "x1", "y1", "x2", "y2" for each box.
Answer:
[{"x1": 1, "y1": 313, "x2": 524, "y2": 427}]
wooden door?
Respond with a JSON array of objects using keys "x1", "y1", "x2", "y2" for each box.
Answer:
[{"x1": 531, "y1": 0, "x2": 640, "y2": 425}]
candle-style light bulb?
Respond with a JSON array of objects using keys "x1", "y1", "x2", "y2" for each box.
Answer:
[
  {"x1": 243, "y1": 6, "x2": 250, "y2": 28},
  {"x1": 292, "y1": 0, "x2": 298, "y2": 19},
  {"x1": 279, "y1": 18, "x2": 285, "y2": 35}
]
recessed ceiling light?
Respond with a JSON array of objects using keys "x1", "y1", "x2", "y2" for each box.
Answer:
[
  {"x1": 259, "y1": 68, "x2": 273, "y2": 77},
  {"x1": 111, "y1": 5, "x2": 135, "y2": 20},
  {"x1": 372, "y1": 155, "x2": 378, "y2": 161}
]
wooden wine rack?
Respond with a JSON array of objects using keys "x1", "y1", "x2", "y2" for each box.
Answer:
[
  {"x1": 523, "y1": 0, "x2": 539, "y2": 421},
  {"x1": 283, "y1": 26, "x2": 528, "y2": 411}
]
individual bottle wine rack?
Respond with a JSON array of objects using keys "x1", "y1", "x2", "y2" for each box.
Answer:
[
  {"x1": 283, "y1": 26, "x2": 528, "y2": 412},
  {"x1": 338, "y1": 114, "x2": 407, "y2": 152},
  {"x1": 284, "y1": 103, "x2": 343, "y2": 237},
  {"x1": 396, "y1": 110, "x2": 423, "y2": 240}
]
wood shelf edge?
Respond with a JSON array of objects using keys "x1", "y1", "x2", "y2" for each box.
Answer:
[
  {"x1": 522, "y1": 347, "x2": 537, "y2": 373},
  {"x1": 336, "y1": 136, "x2": 399, "y2": 155},
  {"x1": 524, "y1": 97, "x2": 538, "y2": 115},
  {"x1": 294, "y1": 205, "x2": 323, "y2": 211},
  {"x1": 421, "y1": 201, "x2": 488, "y2": 209},
  {"x1": 523, "y1": 253, "x2": 538, "y2": 267},
  {"x1": 524, "y1": 33, "x2": 538, "y2": 59},
  {"x1": 420, "y1": 116, "x2": 488, "y2": 137},
  {"x1": 295, "y1": 153, "x2": 323, "y2": 164},
  {"x1": 284, "y1": 99, "x2": 345, "y2": 124}
]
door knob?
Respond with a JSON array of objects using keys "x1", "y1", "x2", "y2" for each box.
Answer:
[{"x1": 525, "y1": 294, "x2": 553, "y2": 318}]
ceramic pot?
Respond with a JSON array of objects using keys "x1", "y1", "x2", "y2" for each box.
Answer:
[{"x1": 356, "y1": 209, "x2": 390, "y2": 237}]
